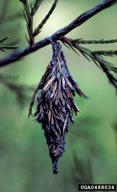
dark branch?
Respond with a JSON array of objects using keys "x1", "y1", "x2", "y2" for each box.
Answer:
[
  {"x1": 53, "y1": 0, "x2": 117, "y2": 38},
  {"x1": 0, "y1": 0, "x2": 116, "y2": 67}
]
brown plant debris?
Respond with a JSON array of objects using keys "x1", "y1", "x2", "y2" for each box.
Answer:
[{"x1": 29, "y1": 41, "x2": 87, "y2": 174}]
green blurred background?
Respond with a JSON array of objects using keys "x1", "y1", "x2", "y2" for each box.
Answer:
[{"x1": 0, "y1": 0, "x2": 117, "y2": 192}]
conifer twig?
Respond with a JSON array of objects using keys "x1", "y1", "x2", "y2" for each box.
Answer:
[
  {"x1": 20, "y1": 0, "x2": 34, "y2": 46},
  {"x1": 92, "y1": 50, "x2": 117, "y2": 57},
  {"x1": 61, "y1": 38, "x2": 117, "y2": 91},
  {"x1": 0, "y1": 0, "x2": 116, "y2": 67},
  {"x1": 0, "y1": 37, "x2": 18, "y2": 52},
  {"x1": 77, "y1": 39, "x2": 117, "y2": 45},
  {"x1": 31, "y1": 0, "x2": 44, "y2": 16},
  {"x1": 33, "y1": 0, "x2": 59, "y2": 37}
]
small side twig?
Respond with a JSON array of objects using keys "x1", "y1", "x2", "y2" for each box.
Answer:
[
  {"x1": 0, "y1": 37, "x2": 18, "y2": 52},
  {"x1": 20, "y1": 0, "x2": 58, "y2": 45},
  {"x1": 33, "y1": 0, "x2": 59, "y2": 37},
  {"x1": 20, "y1": 0, "x2": 34, "y2": 46},
  {"x1": 31, "y1": 0, "x2": 44, "y2": 16},
  {"x1": 60, "y1": 37, "x2": 117, "y2": 91},
  {"x1": 92, "y1": 50, "x2": 117, "y2": 57},
  {"x1": 77, "y1": 38, "x2": 117, "y2": 45}
]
